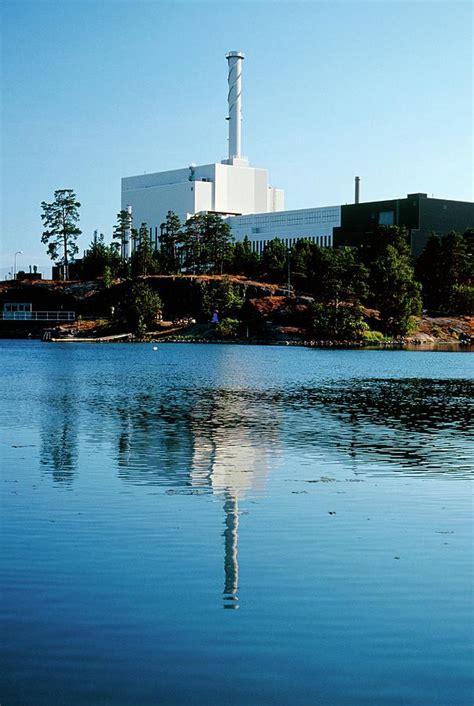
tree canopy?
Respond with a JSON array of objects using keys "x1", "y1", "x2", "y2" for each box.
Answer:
[
  {"x1": 415, "y1": 230, "x2": 473, "y2": 314},
  {"x1": 115, "y1": 281, "x2": 163, "y2": 335},
  {"x1": 41, "y1": 189, "x2": 82, "y2": 280},
  {"x1": 81, "y1": 233, "x2": 120, "y2": 281},
  {"x1": 367, "y1": 232, "x2": 422, "y2": 336},
  {"x1": 181, "y1": 213, "x2": 233, "y2": 274},
  {"x1": 159, "y1": 210, "x2": 182, "y2": 273}
]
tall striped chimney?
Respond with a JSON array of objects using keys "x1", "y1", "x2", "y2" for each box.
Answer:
[{"x1": 226, "y1": 51, "x2": 244, "y2": 162}]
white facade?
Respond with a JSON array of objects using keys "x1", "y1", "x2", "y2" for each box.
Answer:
[
  {"x1": 121, "y1": 162, "x2": 284, "y2": 236},
  {"x1": 225, "y1": 205, "x2": 342, "y2": 253},
  {"x1": 120, "y1": 51, "x2": 341, "y2": 255},
  {"x1": 121, "y1": 50, "x2": 284, "y2": 244}
]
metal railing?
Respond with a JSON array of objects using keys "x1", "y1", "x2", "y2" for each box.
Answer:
[{"x1": 1, "y1": 311, "x2": 76, "y2": 321}]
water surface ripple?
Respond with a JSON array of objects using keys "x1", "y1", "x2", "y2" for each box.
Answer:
[{"x1": 1, "y1": 342, "x2": 472, "y2": 706}]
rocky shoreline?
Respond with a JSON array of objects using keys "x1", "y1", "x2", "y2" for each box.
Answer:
[{"x1": 1, "y1": 276, "x2": 472, "y2": 347}]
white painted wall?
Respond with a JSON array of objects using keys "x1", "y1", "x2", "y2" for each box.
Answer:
[
  {"x1": 121, "y1": 161, "x2": 284, "y2": 231},
  {"x1": 225, "y1": 206, "x2": 341, "y2": 252},
  {"x1": 213, "y1": 163, "x2": 271, "y2": 215},
  {"x1": 122, "y1": 164, "x2": 216, "y2": 227},
  {"x1": 267, "y1": 187, "x2": 285, "y2": 212}
]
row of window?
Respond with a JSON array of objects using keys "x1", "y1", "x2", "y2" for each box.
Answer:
[
  {"x1": 235, "y1": 208, "x2": 340, "y2": 229},
  {"x1": 140, "y1": 225, "x2": 335, "y2": 252},
  {"x1": 250, "y1": 235, "x2": 332, "y2": 254}
]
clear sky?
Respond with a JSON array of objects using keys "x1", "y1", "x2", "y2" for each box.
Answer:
[{"x1": 1, "y1": 0, "x2": 472, "y2": 278}]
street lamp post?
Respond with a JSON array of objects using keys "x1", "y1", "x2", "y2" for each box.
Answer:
[{"x1": 13, "y1": 251, "x2": 23, "y2": 279}]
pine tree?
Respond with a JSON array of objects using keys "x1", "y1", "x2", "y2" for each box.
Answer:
[
  {"x1": 231, "y1": 236, "x2": 260, "y2": 278},
  {"x1": 363, "y1": 227, "x2": 422, "y2": 335},
  {"x1": 113, "y1": 210, "x2": 133, "y2": 261},
  {"x1": 371, "y1": 243, "x2": 422, "y2": 336},
  {"x1": 159, "y1": 211, "x2": 182, "y2": 273},
  {"x1": 131, "y1": 223, "x2": 157, "y2": 276},
  {"x1": 82, "y1": 233, "x2": 121, "y2": 280},
  {"x1": 440, "y1": 231, "x2": 471, "y2": 311},
  {"x1": 261, "y1": 239, "x2": 288, "y2": 283},
  {"x1": 41, "y1": 189, "x2": 81, "y2": 280},
  {"x1": 415, "y1": 234, "x2": 443, "y2": 311}
]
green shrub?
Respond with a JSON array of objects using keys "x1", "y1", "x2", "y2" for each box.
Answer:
[
  {"x1": 115, "y1": 282, "x2": 162, "y2": 333},
  {"x1": 200, "y1": 278, "x2": 244, "y2": 319},
  {"x1": 215, "y1": 317, "x2": 240, "y2": 338},
  {"x1": 311, "y1": 303, "x2": 365, "y2": 340},
  {"x1": 361, "y1": 329, "x2": 386, "y2": 343}
]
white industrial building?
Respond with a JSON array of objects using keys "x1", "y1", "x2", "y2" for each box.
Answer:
[
  {"x1": 121, "y1": 51, "x2": 285, "y2": 255},
  {"x1": 120, "y1": 51, "x2": 473, "y2": 260},
  {"x1": 224, "y1": 206, "x2": 341, "y2": 253},
  {"x1": 122, "y1": 160, "x2": 284, "y2": 244},
  {"x1": 121, "y1": 51, "x2": 344, "y2": 255}
]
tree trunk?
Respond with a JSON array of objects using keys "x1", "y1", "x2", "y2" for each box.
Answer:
[{"x1": 63, "y1": 233, "x2": 68, "y2": 280}]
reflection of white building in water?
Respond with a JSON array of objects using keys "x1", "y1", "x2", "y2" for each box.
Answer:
[
  {"x1": 191, "y1": 394, "x2": 279, "y2": 609},
  {"x1": 121, "y1": 51, "x2": 341, "y2": 256}
]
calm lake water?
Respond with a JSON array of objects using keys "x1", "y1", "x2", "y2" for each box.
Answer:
[{"x1": 1, "y1": 341, "x2": 473, "y2": 706}]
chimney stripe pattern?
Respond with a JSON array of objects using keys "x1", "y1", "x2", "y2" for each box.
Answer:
[{"x1": 226, "y1": 51, "x2": 244, "y2": 161}]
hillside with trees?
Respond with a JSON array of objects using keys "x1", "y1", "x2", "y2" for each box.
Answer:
[{"x1": 5, "y1": 203, "x2": 470, "y2": 343}]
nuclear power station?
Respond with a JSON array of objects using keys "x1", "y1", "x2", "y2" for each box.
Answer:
[
  {"x1": 121, "y1": 52, "x2": 473, "y2": 257},
  {"x1": 122, "y1": 52, "x2": 284, "y2": 240}
]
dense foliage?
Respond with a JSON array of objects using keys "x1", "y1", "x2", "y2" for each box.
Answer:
[
  {"x1": 200, "y1": 278, "x2": 244, "y2": 318},
  {"x1": 81, "y1": 233, "x2": 120, "y2": 280},
  {"x1": 40, "y1": 192, "x2": 472, "y2": 335},
  {"x1": 415, "y1": 230, "x2": 473, "y2": 314},
  {"x1": 363, "y1": 228, "x2": 422, "y2": 336},
  {"x1": 115, "y1": 282, "x2": 163, "y2": 335}
]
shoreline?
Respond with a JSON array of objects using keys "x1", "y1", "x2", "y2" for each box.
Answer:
[{"x1": 1, "y1": 333, "x2": 471, "y2": 351}]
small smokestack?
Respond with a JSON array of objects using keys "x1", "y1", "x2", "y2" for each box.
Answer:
[
  {"x1": 355, "y1": 176, "x2": 360, "y2": 204},
  {"x1": 226, "y1": 51, "x2": 245, "y2": 162}
]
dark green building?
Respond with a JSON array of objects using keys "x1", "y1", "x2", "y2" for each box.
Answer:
[{"x1": 333, "y1": 193, "x2": 474, "y2": 256}]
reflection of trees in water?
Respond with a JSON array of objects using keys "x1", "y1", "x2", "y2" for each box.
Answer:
[
  {"x1": 303, "y1": 379, "x2": 473, "y2": 433},
  {"x1": 40, "y1": 393, "x2": 78, "y2": 484},
  {"x1": 110, "y1": 393, "x2": 195, "y2": 487},
  {"x1": 283, "y1": 378, "x2": 474, "y2": 475}
]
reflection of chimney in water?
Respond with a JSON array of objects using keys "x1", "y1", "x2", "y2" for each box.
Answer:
[{"x1": 223, "y1": 493, "x2": 239, "y2": 609}]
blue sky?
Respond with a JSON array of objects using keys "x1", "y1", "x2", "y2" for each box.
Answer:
[{"x1": 1, "y1": 0, "x2": 472, "y2": 278}]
